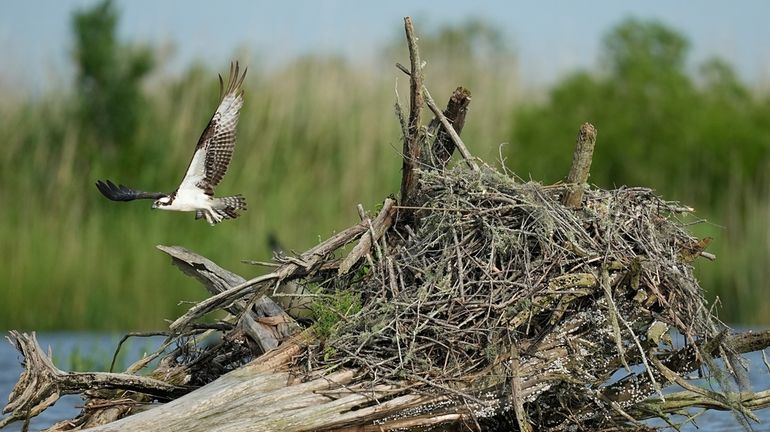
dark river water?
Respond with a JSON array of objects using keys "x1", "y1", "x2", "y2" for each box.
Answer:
[{"x1": 0, "y1": 332, "x2": 769, "y2": 431}]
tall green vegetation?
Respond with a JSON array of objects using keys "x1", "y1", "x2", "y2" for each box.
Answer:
[
  {"x1": 508, "y1": 18, "x2": 770, "y2": 321},
  {"x1": 0, "y1": 9, "x2": 766, "y2": 329},
  {"x1": 73, "y1": 0, "x2": 154, "y2": 152},
  {"x1": 0, "y1": 5, "x2": 514, "y2": 330}
]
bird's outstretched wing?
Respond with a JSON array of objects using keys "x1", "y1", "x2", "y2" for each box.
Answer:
[
  {"x1": 178, "y1": 62, "x2": 247, "y2": 196},
  {"x1": 95, "y1": 180, "x2": 167, "y2": 201}
]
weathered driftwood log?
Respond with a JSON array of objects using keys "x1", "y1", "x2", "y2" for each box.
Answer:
[
  {"x1": 40, "y1": 246, "x2": 308, "y2": 431},
  {"x1": 8, "y1": 327, "x2": 769, "y2": 432}
]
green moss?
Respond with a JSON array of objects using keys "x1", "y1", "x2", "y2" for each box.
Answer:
[{"x1": 311, "y1": 289, "x2": 362, "y2": 340}]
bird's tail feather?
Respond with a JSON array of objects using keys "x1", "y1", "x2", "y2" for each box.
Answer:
[{"x1": 213, "y1": 195, "x2": 247, "y2": 220}]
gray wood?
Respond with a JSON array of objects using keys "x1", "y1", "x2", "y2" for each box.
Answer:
[
  {"x1": 399, "y1": 16, "x2": 425, "y2": 207},
  {"x1": 562, "y1": 122, "x2": 598, "y2": 208}
]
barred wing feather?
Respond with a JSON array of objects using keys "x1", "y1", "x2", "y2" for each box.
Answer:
[{"x1": 178, "y1": 62, "x2": 247, "y2": 196}]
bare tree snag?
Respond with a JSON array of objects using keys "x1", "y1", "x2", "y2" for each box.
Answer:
[
  {"x1": 562, "y1": 122, "x2": 598, "y2": 208},
  {"x1": 422, "y1": 86, "x2": 478, "y2": 171},
  {"x1": 399, "y1": 16, "x2": 424, "y2": 207}
]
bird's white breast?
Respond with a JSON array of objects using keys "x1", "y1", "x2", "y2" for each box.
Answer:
[{"x1": 164, "y1": 188, "x2": 212, "y2": 212}]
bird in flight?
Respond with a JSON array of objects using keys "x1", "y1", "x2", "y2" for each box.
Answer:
[{"x1": 96, "y1": 62, "x2": 248, "y2": 225}]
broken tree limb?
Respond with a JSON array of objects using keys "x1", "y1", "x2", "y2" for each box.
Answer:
[
  {"x1": 600, "y1": 329, "x2": 770, "y2": 415},
  {"x1": 157, "y1": 245, "x2": 247, "y2": 296},
  {"x1": 338, "y1": 198, "x2": 396, "y2": 275},
  {"x1": 562, "y1": 122, "x2": 597, "y2": 208},
  {"x1": 0, "y1": 332, "x2": 190, "y2": 429},
  {"x1": 428, "y1": 86, "x2": 471, "y2": 169},
  {"x1": 423, "y1": 86, "x2": 479, "y2": 171},
  {"x1": 168, "y1": 272, "x2": 279, "y2": 332},
  {"x1": 168, "y1": 222, "x2": 368, "y2": 332},
  {"x1": 631, "y1": 389, "x2": 770, "y2": 420}
]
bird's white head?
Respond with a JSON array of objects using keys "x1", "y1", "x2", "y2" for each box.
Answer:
[{"x1": 152, "y1": 196, "x2": 173, "y2": 209}]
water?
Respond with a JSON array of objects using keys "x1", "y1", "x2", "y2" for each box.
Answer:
[
  {"x1": 0, "y1": 332, "x2": 769, "y2": 431},
  {"x1": 646, "y1": 344, "x2": 770, "y2": 431}
]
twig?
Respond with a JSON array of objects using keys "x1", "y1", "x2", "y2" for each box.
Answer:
[
  {"x1": 339, "y1": 199, "x2": 396, "y2": 275},
  {"x1": 110, "y1": 331, "x2": 169, "y2": 373}
]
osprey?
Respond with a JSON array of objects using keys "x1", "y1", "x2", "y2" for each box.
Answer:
[{"x1": 96, "y1": 62, "x2": 247, "y2": 225}]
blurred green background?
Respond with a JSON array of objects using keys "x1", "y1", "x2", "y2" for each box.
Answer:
[{"x1": 1, "y1": 1, "x2": 768, "y2": 329}]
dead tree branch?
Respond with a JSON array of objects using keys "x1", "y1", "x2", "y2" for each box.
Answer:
[
  {"x1": 396, "y1": 62, "x2": 478, "y2": 172},
  {"x1": 422, "y1": 86, "x2": 478, "y2": 171},
  {"x1": 168, "y1": 222, "x2": 368, "y2": 332},
  {"x1": 157, "y1": 245, "x2": 299, "y2": 351}
]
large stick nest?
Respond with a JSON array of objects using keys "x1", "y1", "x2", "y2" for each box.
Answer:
[{"x1": 302, "y1": 164, "x2": 730, "y2": 429}]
